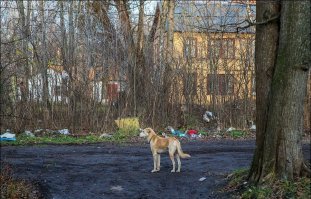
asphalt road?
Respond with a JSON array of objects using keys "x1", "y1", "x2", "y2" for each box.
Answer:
[{"x1": 1, "y1": 140, "x2": 310, "y2": 199}]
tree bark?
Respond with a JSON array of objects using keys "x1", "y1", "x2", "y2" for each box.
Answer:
[
  {"x1": 148, "y1": 3, "x2": 160, "y2": 43},
  {"x1": 248, "y1": 1, "x2": 280, "y2": 182},
  {"x1": 249, "y1": 0, "x2": 310, "y2": 182}
]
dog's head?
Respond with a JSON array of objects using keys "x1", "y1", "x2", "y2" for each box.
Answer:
[{"x1": 139, "y1": 128, "x2": 154, "y2": 138}]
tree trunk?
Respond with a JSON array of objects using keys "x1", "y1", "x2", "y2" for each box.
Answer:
[
  {"x1": 39, "y1": 1, "x2": 50, "y2": 129},
  {"x1": 159, "y1": 0, "x2": 174, "y2": 121},
  {"x1": 114, "y1": 0, "x2": 140, "y2": 115},
  {"x1": 16, "y1": 1, "x2": 31, "y2": 131},
  {"x1": 67, "y1": 1, "x2": 78, "y2": 133},
  {"x1": 249, "y1": 0, "x2": 310, "y2": 182}
]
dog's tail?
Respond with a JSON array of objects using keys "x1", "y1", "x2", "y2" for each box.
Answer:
[{"x1": 176, "y1": 141, "x2": 191, "y2": 158}]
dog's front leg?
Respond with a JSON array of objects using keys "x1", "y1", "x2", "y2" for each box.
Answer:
[{"x1": 151, "y1": 153, "x2": 158, "y2": 172}]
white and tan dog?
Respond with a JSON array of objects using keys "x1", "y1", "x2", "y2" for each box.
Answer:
[{"x1": 140, "y1": 128, "x2": 191, "y2": 173}]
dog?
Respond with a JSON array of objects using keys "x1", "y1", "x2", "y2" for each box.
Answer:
[{"x1": 139, "y1": 128, "x2": 191, "y2": 173}]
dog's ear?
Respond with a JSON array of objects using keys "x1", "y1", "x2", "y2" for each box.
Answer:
[{"x1": 145, "y1": 128, "x2": 152, "y2": 134}]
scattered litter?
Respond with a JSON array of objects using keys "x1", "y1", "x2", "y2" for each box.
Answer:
[
  {"x1": 199, "y1": 131, "x2": 208, "y2": 136},
  {"x1": 110, "y1": 185, "x2": 123, "y2": 191},
  {"x1": 203, "y1": 111, "x2": 215, "y2": 123},
  {"x1": 243, "y1": 181, "x2": 248, "y2": 185},
  {"x1": 46, "y1": 129, "x2": 55, "y2": 133},
  {"x1": 230, "y1": 130, "x2": 246, "y2": 138},
  {"x1": 0, "y1": 130, "x2": 16, "y2": 141},
  {"x1": 249, "y1": 124, "x2": 256, "y2": 131},
  {"x1": 189, "y1": 134, "x2": 199, "y2": 139},
  {"x1": 166, "y1": 126, "x2": 187, "y2": 138},
  {"x1": 213, "y1": 134, "x2": 222, "y2": 139},
  {"x1": 199, "y1": 177, "x2": 206, "y2": 182},
  {"x1": 24, "y1": 130, "x2": 35, "y2": 137},
  {"x1": 58, "y1": 129, "x2": 70, "y2": 135},
  {"x1": 99, "y1": 133, "x2": 113, "y2": 138},
  {"x1": 186, "y1": 129, "x2": 199, "y2": 139},
  {"x1": 34, "y1": 129, "x2": 44, "y2": 133},
  {"x1": 227, "y1": 173, "x2": 233, "y2": 178},
  {"x1": 187, "y1": 129, "x2": 198, "y2": 136},
  {"x1": 226, "y1": 127, "x2": 236, "y2": 132}
]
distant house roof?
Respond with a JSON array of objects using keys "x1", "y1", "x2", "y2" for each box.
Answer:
[
  {"x1": 49, "y1": 65, "x2": 64, "y2": 73},
  {"x1": 173, "y1": 1, "x2": 256, "y2": 33}
]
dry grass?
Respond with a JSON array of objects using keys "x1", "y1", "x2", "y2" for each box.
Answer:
[
  {"x1": 227, "y1": 169, "x2": 311, "y2": 199},
  {"x1": 0, "y1": 163, "x2": 45, "y2": 199}
]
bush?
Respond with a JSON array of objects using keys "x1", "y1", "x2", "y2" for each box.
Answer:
[{"x1": 112, "y1": 128, "x2": 139, "y2": 141}]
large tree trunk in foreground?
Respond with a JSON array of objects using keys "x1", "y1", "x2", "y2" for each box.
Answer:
[{"x1": 249, "y1": 0, "x2": 310, "y2": 182}]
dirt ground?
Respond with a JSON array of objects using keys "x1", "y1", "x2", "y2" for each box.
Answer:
[{"x1": 1, "y1": 140, "x2": 310, "y2": 199}]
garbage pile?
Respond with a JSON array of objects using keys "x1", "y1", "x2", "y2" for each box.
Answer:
[
  {"x1": 0, "y1": 129, "x2": 16, "y2": 141},
  {"x1": 166, "y1": 126, "x2": 204, "y2": 139},
  {"x1": 203, "y1": 111, "x2": 216, "y2": 123},
  {"x1": 0, "y1": 128, "x2": 71, "y2": 142}
]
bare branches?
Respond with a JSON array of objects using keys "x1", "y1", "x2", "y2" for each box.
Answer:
[
  {"x1": 220, "y1": 14, "x2": 280, "y2": 33},
  {"x1": 148, "y1": 3, "x2": 160, "y2": 43},
  {"x1": 1, "y1": 36, "x2": 30, "y2": 45},
  {"x1": 237, "y1": 14, "x2": 280, "y2": 32}
]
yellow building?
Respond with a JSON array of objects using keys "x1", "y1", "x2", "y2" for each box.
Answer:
[{"x1": 169, "y1": 1, "x2": 256, "y2": 107}]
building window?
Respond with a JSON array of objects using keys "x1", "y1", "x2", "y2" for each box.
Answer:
[
  {"x1": 207, "y1": 74, "x2": 234, "y2": 95},
  {"x1": 209, "y1": 39, "x2": 235, "y2": 59},
  {"x1": 198, "y1": 41, "x2": 208, "y2": 59},
  {"x1": 184, "y1": 37, "x2": 197, "y2": 58},
  {"x1": 183, "y1": 72, "x2": 197, "y2": 96}
]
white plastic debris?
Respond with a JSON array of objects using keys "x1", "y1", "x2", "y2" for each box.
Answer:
[
  {"x1": 190, "y1": 134, "x2": 198, "y2": 139},
  {"x1": 203, "y1": 111, "x2": 214, "y2": 123},
  {"x1": 250, "y1": 124, "x2": 256, "y2": 131},
  {"x1": 213, "y1": 134, "x2": 222, "y2": 139},
  {"x1": 199, "y1": 177, "x2": 207, "y2": 182},
  {"x1": 99, "y1": 133, "x2": 112, "y2": 138},
  {"x1": 58, "y1": 129, "x2": 70, "y2": 135},
  {"x1": 1, "y1": 132, "x2": 15, "y2": 139},
  {"x1": 0, "y1": 130, "x2": 16, "y2": 141},
  {"x1": 226, "y1": 127, "x2": 236, "y2": 132},
  {"x1": 34, "y1": 129, "x2": 44, "y2": 133},
  {"x1": 24, "y1": 130, "x2": 35, "y2": 137},
  {"x1": 110, "y1": 185, "x2": 123, "y2": 191}
]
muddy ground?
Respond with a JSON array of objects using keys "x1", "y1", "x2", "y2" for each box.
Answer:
[{"x1": 1, "y1": 140, "x2": 310, "y2": 199}]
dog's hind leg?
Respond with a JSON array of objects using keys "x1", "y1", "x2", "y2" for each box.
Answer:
[
  {"x1": 151, "y1": 153, "x2": 158, "y2": 172},
  {"x1": 175, "y1": 154, "x2": 181, "y2": 172},
  {"x1": 156, "y1": 154, "x2": 161, "y2": 171},
  {"x1": 169, "y1": 152, "x2": 176, "y2": 172}
]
